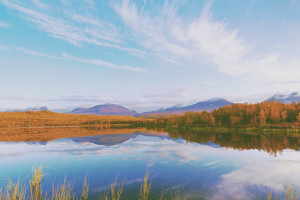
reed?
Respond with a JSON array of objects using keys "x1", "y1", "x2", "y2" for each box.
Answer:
[
  {"x1": 98, "y1": 177, "x2": 124, "y2": 200},
  {"x1": 50, "y1": 178, "x2": 73, "y2": 200},
  {"x1": 30, "y1": 166, "x2": 44, "y2": 200},
  {"x1": 80, "y1": 176, "x2": 89, "y2": 200},
  {"x1": 284, "y1": 185, "x2": 299, "y2": 200},
  {"x1": 158, "y1": 188, "x2": 188, "y2": 200},
  {"x1": 139, "y1": 171, "x2": 151, "y2": 200},
  {"x1": 0, "y1": 180, "x2": 26, "y2": 200}
]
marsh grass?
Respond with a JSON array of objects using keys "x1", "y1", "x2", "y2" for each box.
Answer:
[
  {"x1": 80, "y1": 176, "x2": 89, "y2": 200},
  {"x1": 30, "y1": 166, "x2": 44, "y2": 200},
  {"x1": 284, "y1": 185, "x2": 299, "y2": 200},
  {"x1": 51, "y1": 178, "x2": 74, "y2": 200},
  {"x1": 0, "y1": 180, "x2": 26, "y2": 200},
  {"x1": 170, "y1": 190, "x2": 184, "y2": 200},
  {"x1": 158, "y1": 189, "x2": 188, "y2": 200},
  {"x1": 260, "y1": 185, "x2": 300, "y2": 200},
  {"x1": 139, "y1": 172, "x2": 151, "y2": 200},
  {"x1": 98, "y1": 177, "x2": 124, "y2": 200},
  {"x1": 0, "y1": 167, "x2": 299, "y2": 200}
]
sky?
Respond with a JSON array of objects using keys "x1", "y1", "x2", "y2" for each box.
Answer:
[{"x1": 0, "y1": 0, "x2": 300, "y2": 112}]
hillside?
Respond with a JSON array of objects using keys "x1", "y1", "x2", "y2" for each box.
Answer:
[{"x1": 0, "y1": 111, "x2": 150, "y2": 128}]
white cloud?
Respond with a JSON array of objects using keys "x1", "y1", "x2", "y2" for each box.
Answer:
[
  {"x1": 0, "y1": 44, "x2": 10, "y2": 50},
  {"x1": 114, "y1": 0, "x2": 300, "y2": 87},
  {"x1": 4, "y1": 0, "x2": 299, "y2": 88},
  {"x1": 16, "y1": 47, "x2": 59, "y2": 59},
  {"x1": 31, "y1": 0, "x2": 47, "y2": 9},
  {"x1": 61, "y1": 52, "x2": 147, "y2": 72},
  {"x1": 0, "y1": 21, "x2": 9, "y2": 28},
  {"x1": 11, "y1": 46, "x2": 146, "y2": 73},
  {"x1": 114, "y1": 0, "x2": 248, "y2": 74},
  {"x1": 0, "y1": 0, "x2": 147, "y2": 58},
  {"x1": 212, "y1": 150, "x2": 300, "y2": 199}
]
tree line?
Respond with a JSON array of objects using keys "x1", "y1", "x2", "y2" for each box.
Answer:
[{"x1": 151, "y1": 100, "x2": 300, "y2": 128}]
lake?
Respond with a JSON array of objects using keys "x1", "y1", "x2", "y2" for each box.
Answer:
[{"x1": 0, "y1": 128, "x2": 299, "y2": 199}]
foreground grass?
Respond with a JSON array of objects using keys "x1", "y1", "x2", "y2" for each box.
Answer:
[{"x1": 0, "y1": 167, "x2": 298, "y2": 200}]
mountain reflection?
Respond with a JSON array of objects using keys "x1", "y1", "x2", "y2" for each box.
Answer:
[{"x1": 0, "y1": 127, "x2": 299, "y2": 156}]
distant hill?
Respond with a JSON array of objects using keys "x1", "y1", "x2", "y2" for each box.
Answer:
[
  {"x1": 70, "y1": 104, "x2": 137, "y2": 116},
  {"x1": 6, "y1": 106, "x2": 48, "y2": 112},
  {"x1": 139, "y1": 98, "x2": 232, "y2": 117},
  {"x1": 266, "y1": 92, "x2": 300, "y2": 103}
]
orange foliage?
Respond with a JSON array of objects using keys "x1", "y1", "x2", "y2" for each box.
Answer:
[{"x1": 153, "y1": 100, "x2": 300, "y2": 128}]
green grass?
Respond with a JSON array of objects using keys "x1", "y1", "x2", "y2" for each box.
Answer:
[{"x1": 0, "y1": 167, "x2": 299, "y2": 200}]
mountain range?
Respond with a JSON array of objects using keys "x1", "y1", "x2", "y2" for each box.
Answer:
[
  {"x1": 3, "y1": 92, "x2": 299, "y2": 116},
  {"x1": 266, "y1": 92, "x2": 300, "y2": 103},
  {"x1": 69, "y1": 92, "x2": 299, "y2": 116},
  {"x1": 69, "y1": 104, "x2": 137, "y2": 116},
  {"x1": 139, "y1": 98, "x2": 232, "y2": 117},
  {"x1": 68, "y1": 98, "x2": 232, "y2": 116}
]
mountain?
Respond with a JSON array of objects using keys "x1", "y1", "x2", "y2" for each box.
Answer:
[
  {"x1": 139, "y1": 98, "x2": 232, "y2": 117},
  {"x1": 5, "y1": 106, "x2": 48, "y2": 112},
  {"x1": 70, "y1": 132, "x2": 170, "y2": 146},
  {"x1": 70, "y1": 133, "x2": 139, "y2": 146},
  {"x1": 266, "y1": 92, "x2": 300, "y2": 103},
  {"x1": 69, "y1": 103, "x2": 137, "y2": 116}
]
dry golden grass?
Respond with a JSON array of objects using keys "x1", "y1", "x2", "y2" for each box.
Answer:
[
  {"x1": 139, "y1": 171, "x2": 151, "y2": 200},
  {"x1": 99, "y1": 177, "x2": 124, "y2": 200},
  {"x1": 51, "y1": 178, "x2": 73, "y2": 200},
  {"x1": 30, "y1": 166, "x2": 44, "y2": 200},
  {"x1": 0, "y1": 127, "x2": 149, "y2": 142},
  {"x1": 0, "y1": 111, "x2": 151, "y2": 128},
  {"x1": 0, "y1": 180, "x2": 26, "y2": 200}
]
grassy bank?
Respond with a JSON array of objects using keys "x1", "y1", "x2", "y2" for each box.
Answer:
[
  {"x1": 0, "y1": 111, "x2": 152, "y2": 128},
  {"x1": 0, "y1": 167, "x2": 298, "y2": 200},
  {"x1": 0, "y1": 127, "x2": 150, "y2": 142}
]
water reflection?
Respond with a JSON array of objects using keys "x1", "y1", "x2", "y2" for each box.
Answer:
[
  {"x1": 0, "y1": 128, "x2": 299, "y2": 199},
  {"x1": 164, "y1": 128, "x2": 300, "y2": 156}
]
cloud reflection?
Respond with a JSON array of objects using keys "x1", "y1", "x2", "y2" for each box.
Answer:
[{"x1": 0, "y1": 134, "x2": 299, "y2": 199}]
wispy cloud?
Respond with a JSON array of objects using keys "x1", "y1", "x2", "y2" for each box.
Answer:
[
  {"x1": 0, "y1": 0, "x2": 147, "y2": 58},
  {"x1": 31, "y1": 0, "x2": 47, "y2": 9},
  {"x1": 0, "y1": 44, "x2": 10, "y2": 50},
  {"x1": 114, "y1": 0, "x2": 248, "y2": 72},
  {"x1": 0, "y1": 21, "x2": 9, "y2": 28},
  {"x1": 16, "y1": 47, "x2": 59, "y2": 59},
  {"x1": 114, "y1": 0, "x2": 300, "y2": 86},
  {"x1": 4, "y1": 0, "x2": 299, "y2": 87},
  {"x1": 62, "y1": 53, "x2": 147, "y2": 72},
  {"x1": 12, "y1": 46, "x2": 146, "y2": 72}
]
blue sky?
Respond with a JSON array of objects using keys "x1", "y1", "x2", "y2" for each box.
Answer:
[{"x1": 0, "y1": 0, "x2": 300, "y2": 112}]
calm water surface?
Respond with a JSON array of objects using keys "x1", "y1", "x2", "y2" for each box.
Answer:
[{"x1": 0, "y1": 129, "x2": 299, "y2": 199}]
